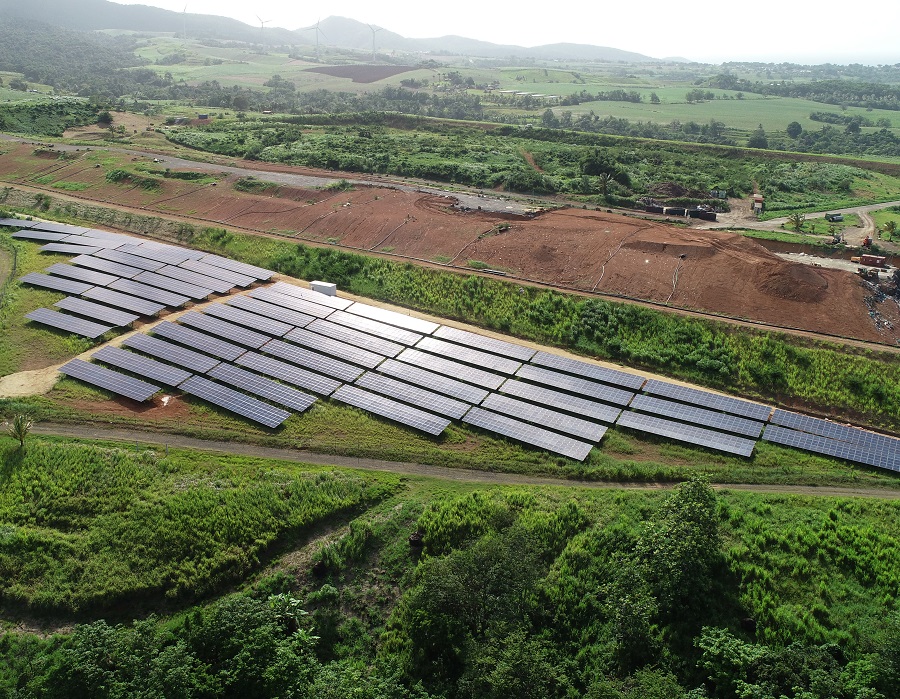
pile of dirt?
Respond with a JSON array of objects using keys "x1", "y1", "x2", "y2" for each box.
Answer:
[{"x1": 1, "y1": 142, "x2": 896, "y2": 344}]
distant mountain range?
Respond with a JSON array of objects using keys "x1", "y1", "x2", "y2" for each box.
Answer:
[{"x1": 0, "y1": 0, "x2": 664, "y2": 63}]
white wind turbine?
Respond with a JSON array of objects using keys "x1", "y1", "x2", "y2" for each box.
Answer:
[{"x1": 368, "y1": 24, "x2": 383, "y2": 62}]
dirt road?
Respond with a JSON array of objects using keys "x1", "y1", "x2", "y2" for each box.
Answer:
[{"x1": 27, "y1": 423, "x2": 900, "y2": 499}]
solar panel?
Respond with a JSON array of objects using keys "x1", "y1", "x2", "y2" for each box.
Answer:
[
  {"x1": 630, "y1": 394, "x2": 765, "y2": 438},
  {"x1": 762, "y1": 425, "x2": 900, "y2": 472},
  {"x1": 415, "y1": 336, "x2": 522, "y2": 375},
  {"x1": 248, "y1": 288, "x2": 335, "y2": 319},
  {"x1": 499, "y1": 379, "x2": 622, "y2": 423},
  {"x1": 269, "y1": 282, "x2": 354, "y2": 310},
  {"x1": 326, "y1": 309, "x2": 423, "y2": 345},
  {"x1": 236, "y1": 352, "x2": 341, "y2": 396},
  {"x1": 108, "y1": 279, "x2": 190, "y2": 308},
  {"x1": 464, "y1": 407, "x2": 594, "y2": 461},
  {"x1": 59, "y1": 358, "x2": 160, "y2": 402},
  {"x1": 226, "y1": 295, "x2": 315, "y2": 328},
  {"x1": 262, "y1": 339, "x2": 364, "y2": 383},
  {"x1": 116, "y1": 244, "x2": 195, "y2": 266},
  {"x1": 0, "y1": 218, "x2": 36, "y2": 228},
  {"x1": 152, "y1": 321, "x2": 247, "y2": 361},
  {"x1": 80, "y1": 229, "x2": 140, "y2": 244},
  {"x1": 617, "y1": 411, "x2": 757, "y2": 457},
  {"x1": 92, "y1": 345, "x2": 191, "y2": 387},
  {"x1": 179, "y1": 375, "x2": 290, "y2": 428},
  {"x1": 59, "y1": 235, "x2": 125, "y2": 249},
  {"x1": 306, "y1": 319, "x2": 404, "y2": 358},
  {"x1": 283, "y1": 327, "x2": 385, "y2": 369},
  {"x1": 11, "y1": 230, "x2": 69, "y2": 242},
  {"x1": 39, "y1": 243, "x2": 102, "y2": 255},
  {"x1": 132, "y1": 271, "x2": 213, "y2": 301},
  {"x1": 355, "y1": 372, "x2": 470, "y2": 419},
  {"x1": 93, "y1": 248, "x2": 166, "y2": 271},
  {"x1": 19, "y1": 272, "x2": 93, "y2": 295},
  {"x1": 531, "y1": 351, "x2": 646, "y2": 391},
  {"x1": 178, "y1": 312, "x2": 270, "y2": 349},
  {"x1": 154, "y1": 265, "x2": 233, "y2": 294},
  {"x1": 46, "y1": 263, "x2": 119, "y2": 287},
  {"x1": 82, "y1": 287, "x2": 166, "y2": 316},
  {"x1": 481, "y1": 393, "x2": 607, "y2": 442},
  {"x1": 433, "y1": 325, "x2": 537, "y2": 362},
  {"x1": 70, "y1": 254, "x2": 143, "y2": 279},
  {"x1": 53, "y1": 297, "x2": 139, "y2": 327},
  {"x1": 377, "y1": 358, "x2": 489, "y2": 404},
  {"x1": 396, "y1": 348, "x2": 505, "y2": 390},
  {"x1": 345, "y1": 302, "x2": 439, "y2": 335},
  {"x1": 770, "y1": 409, "x2": 900, "y2": 454},
  {"x1": 516, "y1": 364, "x2": 635, "y2": 406},
  {"x1": 199, "y1": 254, "x2": 274, "y2": 281},
  {"x1": 643, "y1": 379, "x2": 772, "y2": 422},
  {"x1": 30, "y1": 222, "x2": 90, "y2": 235},
  {"x1": 179, "y1": 259, "x2": 256, "y2": 287},
  {"x1": 204, "y1": 303, "x2": 293, "y2": 337},
  {"x1": 208, "y1": 363, "x2": 316, "y2": 413},
  {"x1": 332, "y1": 385, "x2": 450, "y2": 436},
  {"x1": 122, "y1": 333, "x2": 221, "y2": 373},
  {"x1": 25, "y1": 308, "x2": 112, "y2": 338}
]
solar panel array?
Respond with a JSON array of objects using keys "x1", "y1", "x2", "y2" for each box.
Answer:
[
  {"x1": 20, "y1": 272, "x2": 94, "y2": 295},
  {"x1": 465, "y1": 407, "x2": 594, "y2": 461},
  {"x1": 770, "y1": 409, "x2": 900, "y2": 453},
  {"x1": 629, "y1": 394, "x2": 764, "y2": 439},
  {"x1": 433, "y1": 325, "x2": 537, "y2": 362},
  {"x1": 332, "y1": 385, "x2": 450, "y2": 436},
  {"x1": 499, "y1": 379, "x2": 622, "y2": 424},
  {"x1": 178, "y1": 312, "x2": 270, "y2": 349},
  {"x1": 180, "y1": 259, "x2": 256, "y2": 287},
  {"x1": 152, "y1": 321, "x2": 246, "y2": 361},
  {"x1": 54, "y1": 297, "x2": 139, "y2": 328},
  {"x1": 283, "y1": 327, "x2": 385, "y2": 369},
  {"x1": 0, "y1": 218, "x2": 36, "y2": 228},
  {"x1": 132, "y1": 271, "x2": 213, "y2": 300},
  {"x1": 59, "y1": 358, "x2": 159, "y2": 402},
  {"x1": 25, "y1": 308, "x2": 111, "y2": 338},
  {"x1": 155, "y1": 265, "x2": 233, "y2": 294},
  {"x1": 60, "y1": 235, "x2": 123, "y2": 249},
  {"x1": 263, "y1": 339, "x2": 363, "y2": 383},
  {"x1": 643, "y1": 379, "x2": 772, "y2": 421},
  {"x1": 249, "y1": 287, "x2": 334, "y2": 319},
  {"x1": 270, "y1": 282, "x2": 354, "y2": 310},
  {"x1": 345, "y1": 302, "x2": 439, "y2": 335},
  {"x1": 92, "y1": 345, "x2": 191, "y2": 387},
  {"x1": 179, "y1": 376, "x2": 290, "y2": 428},
  {"x1": 377, "y1": 358, "x2": 489, "y2": 404},
  {"x1": 93, "y1": 248, "x2": 165, "y2": 271},
  {"x1": 532, "y1": 351, "x2": 646, "y2": 391},
  {"x1": 236, "y1": 352, "x2": 341, "y2": 396},
  {"x1": 71, "y1": 254, "x2": 143, "y2": 279},
  {"x1": 516, "y1": 364, "x2": 635, "y2": 406},
  {"x1": 397, "y1": 348, "x2": 505, "y2": 390},
  {"x1": 108, "y1": 279, "x2": 190, "y2": 308},
  {"x1": 117, "y1": 243, "x2": 195, "y2": 266},
  {"x1": 415, "y1": 336, "x2": 522, "y2": 375},
  {"x1": 11, "y1": 230, "x2": 69, "y2": 242},
  {"x1": 356, "y1": 371, "x2": 470, "y2": 420},
  {"x1": 204, "y1": 303, "x2": 293, "y2": 337},
  {"x1": 481, "y1": 393, "x2": 607, "y2": 442},
  {"x1": 208, "y1": 363, "x2": 316, "y2": 413},
  {"x1": 306, "y1": 319, "x2": 404, "y2": 358},
  {"x1": 227, "y1": 295, "x2": 315, "y2": 327},
  {"x1": 31, "y1": 222, "x2": 90, "y2": 235},
  {"x1": 82, "y1": 287, "x2": 166, "y2": 316},
  {"x1": 123, "y1": 333, "x2": 221, "y2": 374},
  {"x1": 618, "y1": 411, "x2": 757, "y2": 457},
  {"x1": 763, "y1": 425, "x2": 900, "y2": 472},
  {"x1": 201, "y1": 254, "x2": 273, "y2": 281},
  {"x1": 45, "y1": 263, "x2": 119, "y2": 287},
  {"x1": 40, "y1": 243, "x2": 102, "y2": 255},
  {"x1": 327, "y1": 310, "x2": 423, "y2": 345}
]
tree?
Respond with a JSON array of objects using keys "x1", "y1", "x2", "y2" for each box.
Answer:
[
  {"x1": 650, "y1": 92, "x2": 660, "y2": 104},
  {"x1": 883, "y1": 220, "x2": 897, "y2": 241},
  {"x1": 96, "y1": 110, "x2": 113, "y2": 126},
  {"x1": 788, "y1": 212, "x2": 806, "y2": 232},
  {"x1": 747, "y1": 124, "x2": 769, "y2": 149},
  {"x1": 786, "y1": 121, "x2": 803, "y2": 138},
  {"x1": 8, "y1": 413, "x2": 33, "y2": 451},
  {"x1": 597, "y1": 172, "x2": 613, "y2": 198}
]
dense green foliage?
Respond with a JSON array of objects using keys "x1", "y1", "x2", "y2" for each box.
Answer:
[
  {"x1": 0, "y1": 437, "x2": 398, "y2": 611},
  {"x1": 3, "y1": 469, "x2": 900, "y2": 698},
  {"x1": 192, "y1": 233, "x2": 900, "y2": 429},
  {"x1": 0, "y1": 100, "x2": 99, "y2": 136}
]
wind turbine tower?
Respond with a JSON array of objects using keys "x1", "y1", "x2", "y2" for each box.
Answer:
[
  {"x1": 182, "y1": 4, "x2": 188, "y2": 41},
  {"x1": 368, "y1": 24, "x2": 383, "y2": 62},
  {"x1": 256, "y1": 15, "x2": 271, "y2": 43}
]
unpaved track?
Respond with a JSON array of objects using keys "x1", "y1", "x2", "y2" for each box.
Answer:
[{"x1": 29, "y1": 423, "x2": 900, "y2": 500}]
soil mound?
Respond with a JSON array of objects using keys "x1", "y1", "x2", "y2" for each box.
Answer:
[{"x1": 757, "y1": 263, "x2": 829, "y2": 303}]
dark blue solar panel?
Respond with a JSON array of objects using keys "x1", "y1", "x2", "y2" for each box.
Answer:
[
  {"x1": 617, "y1": 411, "x2": 756, "y2": 457},
  {"x1": 122, "y1": 333, "x2": 221, "y2": 373},
  {"x1": 179, "y1": 375, "x2": 290, "y2": 428},
  {"x1": 59, "y1": 358, "x2": 160, "y2": 401},
  {"x1": 208, "y1": 363, "x2": 316, "y2": 413},
  {"x1": 531, "y1": 351, "x2": 646, "y2": 391}
]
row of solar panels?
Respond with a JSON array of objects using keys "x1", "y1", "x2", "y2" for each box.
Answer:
[
  {"x1": 9, "y1": 218, "x2": 275, "y2": 338},
  {"x1": 51, "y1": 281, "x2": 900, "y2": 469},
  {"x1": 8, "y1": 217, "x2": 899, "y2": 471}
]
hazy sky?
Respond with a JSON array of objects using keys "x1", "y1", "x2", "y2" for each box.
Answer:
[{"x1": 111, "y1": 0, "x2": 899, "y2": 65}]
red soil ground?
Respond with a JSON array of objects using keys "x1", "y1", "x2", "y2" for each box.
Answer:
[{"x1": 2, "y1": 143, "x2": 897, "y2": 344}]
